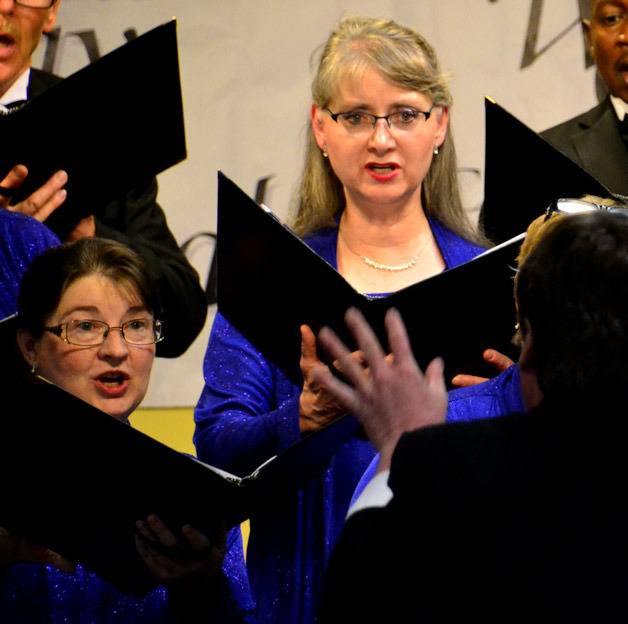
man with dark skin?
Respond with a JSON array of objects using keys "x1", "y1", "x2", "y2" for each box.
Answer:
[
  {"x1": 0, "y1": 0, "x2": 207, "y2": 357},
  {"x1": 541, "y1": 0, "x2": 628, "y2": 196}
]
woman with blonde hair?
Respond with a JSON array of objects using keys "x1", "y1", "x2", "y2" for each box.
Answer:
[{"x1": 195, "y1": 16, "x2": 487, "y2": 624}]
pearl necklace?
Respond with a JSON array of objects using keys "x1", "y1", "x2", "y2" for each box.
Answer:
[
  {"x1": 339, "y1": 227, "x2": 430, "y2": 272},
  {"x1": 359, "y1": 252, "x2": 420, "y2": 272}
]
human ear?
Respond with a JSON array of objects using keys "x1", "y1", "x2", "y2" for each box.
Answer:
[
  {"x1": 434, "y1": 106, "x2": 449, "y2": 148},
  {"x1": 310, "y1": 104, "x2": 328, "y2": 151},
  {"x1": 16, "y1": 329, "x2": 40, "y2": 372},
  {"x1": 517, "y1": 320, "x2": 536, "y2": 373},
  {"x1": 582, "y1": 19, "x2": 594, "y2": 58},
  {"x1": 43, "y1": 0, "x2": 62, "y2": 34}
]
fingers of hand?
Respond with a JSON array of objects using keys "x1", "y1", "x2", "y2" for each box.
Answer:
[
  {"x1": 300, "y1": 324, "x2": 317, "y2": 358},
  {"x1": 483, "y1": 348, "x2": 514, "y2": 372},
  {"x1": 318, "y1": 325, "x2": 367, "y2": 393},
  {"x1": 332, "y1": 349, "x2": 366, "y2": 375},
  {"x1": 180, "y1": 525, "x2": 211, "y2": 552},
  {"x1": 310, "y1": 363, "x2": 359, "y2": 414},
  {"x1": 1, "y1": 164, "x2": 28, "y2": 188},
  {"x1": 344, "y1": 308, "x2": 386, "y2": 368},
  {"x1": 450, "y1": 374, "x2": 489, "y2": 388},
  {"x1": 425, "y1": 357, "x2": 447, "y2": 395},
  {"x1": 0, "y1": 165, "x2": 28, "y2": 208},
  {"x1": 44, "y1": 548, "x2": 76, "y2": 573},
  {"x1": 384, "y1": 308, "x2": 416, "y2": 369},
  {"x1": 9, "y1": 170, "x2": 68, "y2": 221},
  {"x1": 144, "y1": 514, "x2": 179, "y2": 549}
]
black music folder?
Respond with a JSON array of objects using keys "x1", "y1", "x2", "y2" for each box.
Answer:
[
  {"x1": 217, "y1": 172, "x2": 523, "y2": 387},
  {"x1": 0, "y1": 314, "x2": 358, "y2": 595},
  {"x1": 0, "y1": 20, "x2": 186, "y2": 239},
  {"x1": 480, "y1": 97, "x2": 611, "y2": 243}
]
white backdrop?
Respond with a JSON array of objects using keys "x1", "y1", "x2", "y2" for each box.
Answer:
[{"x1": 38, "y1": 0, "x2": 596, "y2": 406}]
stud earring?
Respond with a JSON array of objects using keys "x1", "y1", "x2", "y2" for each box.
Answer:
[{"x1": 433, "y1": 146, "x2": 439, "y2": 155}]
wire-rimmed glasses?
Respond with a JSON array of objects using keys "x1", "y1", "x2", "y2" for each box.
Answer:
[
  {"x1": 325, "y1": 106, "x2": 434, "y2": 134},
  {"x1": 45, "y1": 318, "x2": 164, "y2": 347}
]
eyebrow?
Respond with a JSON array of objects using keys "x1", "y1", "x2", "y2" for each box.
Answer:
[
  {"x1": 58, "y1": 305, "x2": 150, "y2": 320},
  {"x1": 334, "y1": 100, "x2": 423, "y2": 111}
]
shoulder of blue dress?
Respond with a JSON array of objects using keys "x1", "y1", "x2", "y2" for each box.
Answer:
[
  {"x1": 447, "y1": 364, "x2": 523, "y2": 421},
  {"x1": 302, "y1": 225, "x2": 339, "y2": 267},
  {"x1": 428, "y1": 216, "x2": 486, "y2": 269},
  {"x1": 0, "y1": 210, "x2": 61, "y2": 245}
]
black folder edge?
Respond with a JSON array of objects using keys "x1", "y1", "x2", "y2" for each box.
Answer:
[
  {"x1": 0, "y1": 315, "x2": 358, "y2": 595},
  {"x1": 216, "y1": 171, "x2": 523, "y2": 388},
  {"x1": 0, "y1": 20, "x2": 186, "y2": 238},
  {"x1": 481, "y1": 97, "x2": 612, "y2": 243}
]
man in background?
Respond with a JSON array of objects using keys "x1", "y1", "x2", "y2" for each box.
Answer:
[
  {"x1": 0, "y1": 0, "x2": 207, "y2": 357},
  {"x1": 314, "y1": 212, "x2": 628, "y2": 622},
  {"x1": 541, "y1": 0, "x2": 628, "y2": 196}
]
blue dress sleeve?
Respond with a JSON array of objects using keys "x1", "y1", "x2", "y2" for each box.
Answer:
[
  {"x1": 193, "y1": 312, "x2": 301, "y2": 476},
  {"x1": 0, "y1": 212, "x2": 60, "y2": 318}
]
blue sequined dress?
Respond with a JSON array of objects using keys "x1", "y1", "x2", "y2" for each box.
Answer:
[
  {"x1": 0, "y1": 212, "x2": 256, "y2": 622},
  {"x1": 0, "y1": 211, "x2": 60, "y2": 318},
  {"x1": 0, "y1": 515, "x2": 256, "y2": 623},
  {"x1": 194, "y1": 218, "x2": 485, "y2": 624}
]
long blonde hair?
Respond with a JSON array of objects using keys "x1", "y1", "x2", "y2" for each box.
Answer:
[{"x1": 292, "y1": 15, "x2": 483, "y2": 244}]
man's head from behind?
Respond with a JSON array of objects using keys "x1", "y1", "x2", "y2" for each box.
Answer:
[
  {"x1": 0, "y1": 0, "x2": 60, "y2": 98},
  {"x1": 585, "y1": 0, "x2": 628, "y2": 102},
  {"x1": 516, "y1": 211, "x2": 628, "y2": 405}
]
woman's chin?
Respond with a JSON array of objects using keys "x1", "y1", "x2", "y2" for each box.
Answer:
[{"x1": 93, "y1": 397, "x2": 136, "y2": 422}]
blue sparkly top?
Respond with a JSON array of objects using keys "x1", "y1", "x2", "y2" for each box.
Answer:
[
  {"x1": 351, "y1": 365, "x2": 524, "y2": 506},
  {"x1": 194, "y1": 218, "x2": 485, "y2": 624},
  {"x1": 0, "y1": 521, "x2": 256, "y2": 623},
  {"x1": 0, "y1": 211, "x2": 60, "y2": 318},
  {"x1": 0, "y1": 212, "x2": 256, "y2": 622}
]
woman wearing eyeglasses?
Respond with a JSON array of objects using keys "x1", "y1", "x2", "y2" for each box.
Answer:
[
  {"x1": 0, "y1": 238, "x2": 255, "y2": 623},
  {"x1": 194, "y1": 16, "x2": 487, "y2": 624}
]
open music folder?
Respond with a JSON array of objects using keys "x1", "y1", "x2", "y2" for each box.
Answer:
[
  {"x1": 0, "y1": 315, "x2": 358, "y2": 595},
  {"x1": 0, "y1": 20, "x2": 186, "y2": 239},
  {"x1": 481, "y1": 97, "x2": 611, "y2": 243},
  {"x1": 216, "y1": 172, "x2": 524, "y2": 387}
]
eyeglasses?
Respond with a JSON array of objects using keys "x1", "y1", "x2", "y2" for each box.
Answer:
[
  {"x1": 545, "y1": 197, "x2": 628, "y2": 221},
  {"x1": 14, "y1": 0, "x2": 56, "y2": 8},
  {"x1": 45, "y1": 318, "x2": 164, "y2": 347},
  {"x1": 325, "y1": 106, "x2": 434, "y2": 134}
]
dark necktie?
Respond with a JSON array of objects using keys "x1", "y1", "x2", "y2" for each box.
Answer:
[{"x1": 620, "y1": 115, "x2": 628, "y2": 145}]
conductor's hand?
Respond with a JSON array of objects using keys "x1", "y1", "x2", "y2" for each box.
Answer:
[
  {"x1": 1, "y1": 165, "x2": 67, "y2": 222},
  {"x1": 450, "y1": 348, "x2": 514, "y2": 388},
  {"x1": 0, "y1": 526, "x2": 75, "y2": 573},
  {"x1": 311, "y1": 307, "x2": 447, "y2": 473},
  {"x1": 135, "y1": 515, "x2": 225, "y2": 587},
  {"x1": 299, "y1": 324, "x2": 356, "y2": 434}
]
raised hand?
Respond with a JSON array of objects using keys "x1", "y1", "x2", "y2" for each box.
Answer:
[{"x1": 312, "y1": 307, "x2": 447, "y2": 472}]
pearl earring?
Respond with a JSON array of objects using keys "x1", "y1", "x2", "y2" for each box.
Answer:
[
  {"x1": 433, "y1": 146, "x2": 439, "y2": 155},
  {"x1": 322, "y1": 145, "x2": 328, "y2": 158}
]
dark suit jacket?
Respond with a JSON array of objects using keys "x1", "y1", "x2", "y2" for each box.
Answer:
[
  {"x1": 320, "y1": 401, "x2": 628, "y2": 623},
  {"x1": 27, "y1": 69, "x2": 207, "y2": 357},
  {"x1": 541, "y1": 97, "x2": 628, "y2": 196}
]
